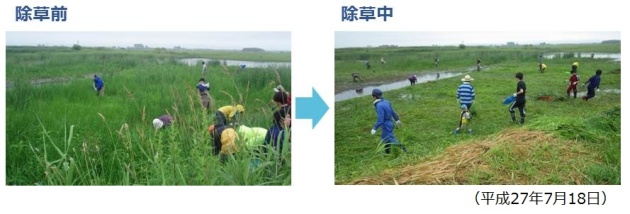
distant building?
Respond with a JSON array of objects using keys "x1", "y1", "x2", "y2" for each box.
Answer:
[{"x1": 507, "y1": 42, "x2": 517, "y2": 46}]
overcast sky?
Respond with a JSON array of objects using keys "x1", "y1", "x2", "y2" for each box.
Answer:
[
  {"x1": 6, "y1": 32, "x2": 291, "y2": 51},
  {"x1": 336, "y1": 32, "x2": 620, "y2": 48}
]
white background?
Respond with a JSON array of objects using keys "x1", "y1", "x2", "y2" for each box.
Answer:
[{"x1": 1, "y1": 0, "x2": 627, "y2": 213}]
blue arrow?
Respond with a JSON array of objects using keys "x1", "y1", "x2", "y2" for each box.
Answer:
[{"x1": 296, "y1": 87, "x2": 329, "y2": 128}]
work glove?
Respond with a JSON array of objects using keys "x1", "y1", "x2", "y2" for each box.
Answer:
[
  {"x1": 395, "y1": 120, "x2": 402, "y2": 126},
  {"x1": 370, "y1": 129, "x2": 376, "y2": 135},
  {"x1": 597, "y1": 88, "x2": 601, "y2": 92},
  {"x1": 513, "y1": 93, "x2": 517, "y2": 97}
]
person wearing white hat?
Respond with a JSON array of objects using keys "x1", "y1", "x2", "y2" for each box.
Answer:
[
  {"x1": 153, "y1": 115, "x2": 174, "y2": 130},
  {"x1": 457, "y1": 75, "x2": 476, "y2": 110}
]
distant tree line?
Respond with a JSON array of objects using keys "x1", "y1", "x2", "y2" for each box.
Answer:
[
  {"x1": 242, "y1": 47, "x2": 265, "y2": 52},
  {"x1": 601, "y1": 40, "x2": 621, "y2": 44}
]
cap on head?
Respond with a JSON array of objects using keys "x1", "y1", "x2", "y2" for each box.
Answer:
[
  {"x1": 236, "y1": 104, "x2": 245, "y2": 113},
  {"x1": 461, "y1": 104, "x2": 468, "y2": 110},
  {"x1": 372, "y1": 89, "x2": 383, "y2": 98},
  {"x1": 199, "y1": 78, "x2": 206, "y2": 82},
  {"x1": 276, "y1": 85, "x2": 285, "y2": 91}
]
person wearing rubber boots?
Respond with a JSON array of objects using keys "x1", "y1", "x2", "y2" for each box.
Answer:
[{"x1": 370, "y1": 88, "x2": 407, "y2": 154}]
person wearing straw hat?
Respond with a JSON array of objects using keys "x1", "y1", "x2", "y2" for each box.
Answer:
[
  {"x1": 370, "y1": 89, "x2": 407, "y2": 154},
  {"x1": 457, "y1": 75, "x2": 476, "y2": 111}
]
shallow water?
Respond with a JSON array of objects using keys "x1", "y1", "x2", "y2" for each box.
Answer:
[
  {"x1": 179, "y1": 58, "x2": 291, "y2": 68},
  {"x1": 335, "y1": 72, "x2": 464, "y2": 102},
  {"x1": 543, "y1": 52, "x2": 620, "y2": 61}
]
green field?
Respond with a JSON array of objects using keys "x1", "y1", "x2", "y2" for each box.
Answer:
[
  {"x1": 335, "y1": 43, "x2": 621, "y2": 185},
  {"x1": 6, "y1": 46, "x2": 292, "y2": 185}
]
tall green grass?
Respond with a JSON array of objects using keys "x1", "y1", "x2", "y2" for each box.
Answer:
[{"x1": 6, "y1": 47, "x2": 291, "y2": 185}]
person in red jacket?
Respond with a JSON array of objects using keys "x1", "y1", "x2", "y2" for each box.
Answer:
[{"x1": 566, "y1": 70, "x2": 580, "y2": 98}]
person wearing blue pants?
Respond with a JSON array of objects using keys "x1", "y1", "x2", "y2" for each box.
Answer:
[
  {"x1": 370, "y1": 89, "x2": 407, "y2": 154},
  {"x1": 582, "y1": 69, "x2": 602, "y2": 101}
]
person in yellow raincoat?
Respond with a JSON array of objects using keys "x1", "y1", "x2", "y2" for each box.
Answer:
[
  {"x1": 215, "y1": 104, "x2": 245, "y2": 126},
  {"x1": 208, "y1": 124, "x2": 239, "y2": 163}
]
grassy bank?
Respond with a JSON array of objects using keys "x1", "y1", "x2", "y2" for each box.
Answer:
[
  {"x1": 6, "y1": 47, "x2": 292, "y2": 185},
  {"x1": 334, "y1": 44, "x2": 620, "y2": 185}
]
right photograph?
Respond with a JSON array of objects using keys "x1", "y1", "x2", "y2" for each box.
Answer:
[{"x1": 334, "y1": 32, "x2": 621, "y2": 185}]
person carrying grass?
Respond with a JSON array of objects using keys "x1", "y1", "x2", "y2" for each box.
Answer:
[
  {"x1": 582, "y1": 69, "x2": 602, "y2": 101},
  {"x1": 509, "y1": 72, "x2": 527, "y2": 124},
  {"x1": 370, "y1": 89, "x2": 407, "y2": 154},
  {"x1": 454, "y1": 104, "x2": 472, "y2": 134},
  {"x1": 215, "y1": 104, "x2": 245, "y2": 126}
]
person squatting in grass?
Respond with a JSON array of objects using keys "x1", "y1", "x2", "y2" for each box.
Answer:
[
  {"x1": 566, "y1": 70, "x2": 580, "y2": 98},
  {"x1": 408, "y1": 74, "x2": 417, "y2": 85},
  {"x1": 93, "y1": 75, "x2": 104, "y2": 96},
  {"x1": 582, "y1": 69, "x2": 602, "y2": 101},
  {"x1": 263, "y1": 91, "x2": 291, "y2": 161},
  {"x1": 454, "y1": 104, "x2": 472, "y2": 134},
  {"x1": 208, "y1": 124, "x2": 238, "y2": 163},
  {"x1": 509, "y1": 72, "x2": 527, "y2": 124},
  {"x1": 215, "y1": 104, "x2": 245, "y2": 126},
  {"x1": 197, "y1": 78, "x2": 211, "y2": 109},
  {"x1": 539, "y1": 63, "x2": 547, "y2": 73},
  {"x1": 352, "y1": 72, "x2": 364, "y2": 82},
  {"x1": 370, "y1": 89, "x2": 407, "y2": 154},
  {"x1": 152, "y1": 115, "x2": 174, "y2": 130}
]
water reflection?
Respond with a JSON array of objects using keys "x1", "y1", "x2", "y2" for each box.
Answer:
[
  {"x1": 179, "y1": 58, "x2": 291, "y2": 68},
  {"x1": 335, "y1": 72, "x2": 463, "y2": 102}
]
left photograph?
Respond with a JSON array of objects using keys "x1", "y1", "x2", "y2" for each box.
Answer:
[{"x1": 6, "y1": 32, "x2": 292, "y2": 185}]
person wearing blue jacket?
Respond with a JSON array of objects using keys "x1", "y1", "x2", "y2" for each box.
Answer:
[
  {"x1": 582, "y1": 69, "x2": 602, "y2": 101},
  {"x1": 370, "y1": 89, "x2": 407, "y2": 154},
  {"x1": 93, "y1": 75, "x2": 104, "y2": 96}
]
